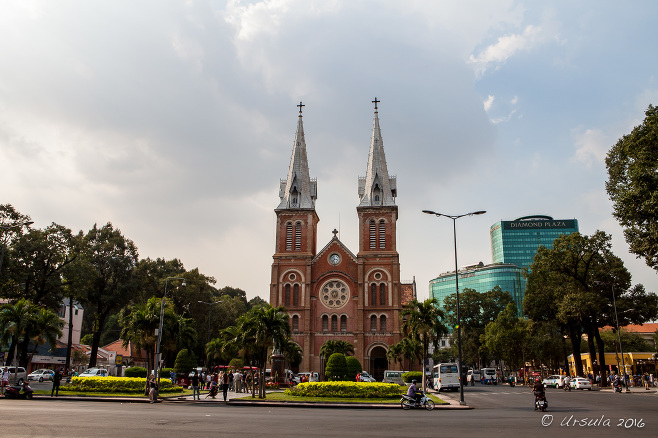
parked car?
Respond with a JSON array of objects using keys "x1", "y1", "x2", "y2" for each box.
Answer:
[
  {"x1": 382, "y1": 370, "x2": 407, "y2": 385},
  {"x1": 5, "y1": 366, "x2": 28, "y2": 385},
  {"x1": 542, "y1": 375, "x2": 566, "y2": 388},
  {"x1": 28, "y1": 369, "x2": 55, "y2": 382},
  {"x1": 358, "y1": 371, "x2": 376, "y2": 382},
  {"x1": 570, "y1": 377, "x2": 592, "y2": 390},
  {"x1": 78, "y1": 368, "x2": 109, "y2": 377},
  {"x1": 294, "y1": 372, "x2": 319, "y2": 383}
]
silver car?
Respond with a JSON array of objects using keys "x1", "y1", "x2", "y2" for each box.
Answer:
[{"x1": 28, "y1": 369, "x2": 56, "y2": 382}]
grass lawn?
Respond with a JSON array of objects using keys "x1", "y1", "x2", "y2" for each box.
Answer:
[{"x1": 232, "y1": 392, "x2": 445, "y2": 404}]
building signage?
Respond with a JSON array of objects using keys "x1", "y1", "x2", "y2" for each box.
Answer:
[
  {"x1": 31, "y1": 355, "x2": 67, "y2": 365},
  {"x1": 503, "y1": 220, "x2": 576, "y2": 230}
]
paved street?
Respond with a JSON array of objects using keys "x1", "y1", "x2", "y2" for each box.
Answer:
[{"x1": 1, "y1": 384, "x2": 656, "y2": 437}]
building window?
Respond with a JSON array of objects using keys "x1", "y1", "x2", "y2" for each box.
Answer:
[
  {"x1": 370, "y1": 315, "x2": 377, "y2": 331},
  {"x1": 340, "y1": 315, "x2": 347, "y2": 332},
  {"x1": 286, "y1": 222, "x2": 293, "y2": 251},
  {"x1": 370, "y1": 283, "x2": 377, "y2": 306},
  {"x1": 322, "y1": 315, "x2": 328, "y2": 332},
  {"x1": 379, "y1": 283, "x2": 386, "y2": 306},
  {"x1": 284, "y1": 284, "x2": 291, "y2": 307},
  {"x1": 379, "y1": 220, "x2": 386, "y2": 248},
  {"x1": 293, "y1": 284, "x2": 300, "y2": 306},
  {"x1": 380, "y1": 315, "x2": 387, "y2": 331},
  {"x1": 369, "y1": 220, "x2": 376, "y2": 249},
  {"x1": 295, "y1": 222, "x2": 302, "y2": 250},
  {"x1": 331, "y1": 315, "x2": 338, "y2": 332},
  {"x1": 292, "y1": 315, "x2": 299, "y2": 332}
]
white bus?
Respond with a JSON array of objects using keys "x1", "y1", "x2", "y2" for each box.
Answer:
[
  {"x1": 481, "y1": 367, "x2": 498, "y2": 385},
  {"x1": 432, "y1": 363, "x2": 460, "y2": 392}
]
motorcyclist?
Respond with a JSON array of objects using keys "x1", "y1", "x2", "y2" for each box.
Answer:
[
  {"x1": 532, "y1": 379, "x2": 546, "y2": 410},
  {"x1": 407, "y1": 379, "x2": 422, "y2": 405},
  {"x1": 563, "y1": 375, "x2": 571, "y2": 391}
]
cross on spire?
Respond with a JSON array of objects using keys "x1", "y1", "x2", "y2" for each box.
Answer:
[
  {"x1": 332, "y1": 229, "x2": 338, "y2": 238},
  {"x1": 297, "y1": 101, "x2": 305, "y2": 114},
  {"x1": 372, "y1": 97, "x2": 380, "y2": 110}
]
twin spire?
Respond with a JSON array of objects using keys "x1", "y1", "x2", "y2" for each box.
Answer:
[{"x1": 277, "y1": 99, "x2": 396, "y2": 211}]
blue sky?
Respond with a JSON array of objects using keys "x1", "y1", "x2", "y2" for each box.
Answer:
[{"x1": 0, "y1": 0, "x2": 655, "y2": 300}]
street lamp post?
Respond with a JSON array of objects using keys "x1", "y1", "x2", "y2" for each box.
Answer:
[
  {"x1": 423, "y1": 209, "x2": 486, "y2": 406},
  {"x1": 155, "y1": 277, "x2": 186, "y2": 390},
  {"x1": 610, "y1": 284, "x2": 630, "y2": 392},
  {"x1": 198, "y1": 300, "x2": 223, "y2": 344}
]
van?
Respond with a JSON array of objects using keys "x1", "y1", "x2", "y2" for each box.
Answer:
[
  {"x1": 433, "y1": 363, "x2": 460, "y2": 392},
  {"x1": 382, "y1": 370, "x2": 406, "y2": 385},
  {"x1": 79, "y1": 368, "x2": 109, "y2": 378}
]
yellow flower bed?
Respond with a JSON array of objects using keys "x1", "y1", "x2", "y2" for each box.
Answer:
[
  {"x1": 62, "y1": 376, "x2": 177, "y2": 393},
  {"x1": 285, "y1": 382, "x2": 403, "y2": 398}
]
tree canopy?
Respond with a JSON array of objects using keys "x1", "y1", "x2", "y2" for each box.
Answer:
[{"x1": 606, "y1": 104, "x2": 658, "y2": 271}]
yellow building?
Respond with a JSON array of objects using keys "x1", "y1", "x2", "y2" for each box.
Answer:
[{"x1": 567, "y1": 352, "x2": 658, "y2": 377}]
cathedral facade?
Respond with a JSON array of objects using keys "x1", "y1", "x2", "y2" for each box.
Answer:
[{"x1": 270, "y1": 101, "x2": 415, "y2": 381}]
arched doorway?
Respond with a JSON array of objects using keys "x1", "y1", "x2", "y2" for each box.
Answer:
[{"x1": 369, "y1": 346, "x2": 388, "y2": 382}]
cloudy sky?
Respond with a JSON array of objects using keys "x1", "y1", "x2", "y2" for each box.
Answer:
[{"x1": 1, "y1": 0, "x2": 656, "y2": 301}]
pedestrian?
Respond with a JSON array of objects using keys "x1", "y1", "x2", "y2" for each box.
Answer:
[
  {"x1": 51, "y1": 368, "x2": 61, "y2": 397},
  {"x1": 221, "y1": 371, "x2": 230, "y2": 402},
  {"x1": 191, "y1": 371, "x2": 200, "y2": 400},
  {"x1": 148, "y1": 373, "x2": 158, "y2": 403},
  {"x1": 1, "y1": 367, "x2": 9, "y2": 396},
  {"x1": 644, "y1": 372, "x2": 650, "y2": 390},
  {"x1": 229, "y1": 371, "x2": 234, "y2": 391}
]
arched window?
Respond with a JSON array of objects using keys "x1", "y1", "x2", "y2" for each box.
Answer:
[
  {"x1": 284, "y1": 284, "x2": 291, "y2": 307},
  {"x1": 370, "y1": 315, "x2": 377, "y2": 331},
  {"x1": 379, "y1": 220, "x2": 386, "y2": 248},
  {"x1": 286, "y1": 222, "x2": 293, "y2": 251},
  {"x1": 331, "y1": 315, "x2": 338, "y2": 332},
  {"x1": 379, "y1": 283, "x2": 386, "y2": 306},
  {"x1": 370, "y1": 283, "x2": 377, "y2": 306},
  {"x1": 295, "y1": 222, "x2": 302, "y2": 250},
  {"x1": 322, "y1": 315, "x2": 328, "y2": 332},
  {"x1": 292, "y1": 315, "x2": 299, "y2": 332},
  {"x1": 340, "y1": 315, "x2": 347, "y2": 332},
  {"x1": 369, "y1": 219, "x2": 376, "y2": 249},
  {"x1": 293, "y1": 284, "x2": 300, "y2": 306},
  {"x1": 380, "y1": 315, "x2": 387, "y2": 332}
]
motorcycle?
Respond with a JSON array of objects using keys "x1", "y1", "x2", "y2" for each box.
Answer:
[
  {"x1": 4, "y1": 382, "x2": 34, "y2": 399},
  {"x1": 534, "y1": 393, "x2": 548, "y2": 412},
  {"x1": 613, "y1": 381, "x2": 623, "y2": 393},
  {"x1": 400, "y1": 391, "x2": 435, "y2": 411}
]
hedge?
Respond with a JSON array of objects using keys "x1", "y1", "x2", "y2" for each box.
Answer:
[
  {"x1": 61, "y1": 376, "x2": 179, "y2": 393},
  {"x1": 124, "y1": 367, "x2": 147, "y2": 378},
  {"x1": 402, "y1": 371, "x2": 422, "y2": 384},
  {"x1": 285, "y1": 382, "x2": 403, "y2": 399}
]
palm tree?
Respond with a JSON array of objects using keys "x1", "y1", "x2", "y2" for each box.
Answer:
[
  {"x1": 238, "y1": 305, "x2": 291, "y2": 398},
  {"x1": 27, "y1": 307, "x2": 64, "y2": 358},
  {"x1": 281, "y1": 339, "x2": 302, "y2": 371},
  {"x1": 399, "y1": 337, "x2": 422, "y2": 367},
  {"x1": 0, "y1": 299, "x2": 36, "y2": 377},
  {"x1": 386, "y1": 342, "x2": 404, "y2": 367},
  {"x1": 401, "y1": 298, "x2": 447, "y2": 389},
  {"x1": 319, "y1": 340, "x2": 354, "y2": 361}
]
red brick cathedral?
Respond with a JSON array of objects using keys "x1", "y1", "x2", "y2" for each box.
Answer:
[{"x1": 270, "y1": 100, "x2": 415, "y2": 380}]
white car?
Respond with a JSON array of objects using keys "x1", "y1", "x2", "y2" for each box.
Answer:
[
  {"x1": 542, "y1": 375, "x2": 565, "y2": 388},
  {"x1": 570, "y1": 377, "x2": 592, "y2": 390},
  {"x1": 358, "y1": 371, "x2": 376, "y2": 382},
  {"x1": 28, "y1": 369, "x2": 55, "y2": 382},
  {"x1": 79, "y1": 368, "x2": 109, "y2": 377}
]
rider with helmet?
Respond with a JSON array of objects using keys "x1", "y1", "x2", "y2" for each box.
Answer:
[{"x1": 407, "y1": 379, "x2": 422, "y2": 405}]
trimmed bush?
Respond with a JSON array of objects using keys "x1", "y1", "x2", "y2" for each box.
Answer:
[
  {"x1": 229, "y1": 358, "x2": 244, "y2": 369},
  {"x1": 285, "y1": 382, "x2": 403, "y2": 398},
  {"x1": 402, "y1": 371, "x2": 422, "y2": 384},
  {"x1": 325, "y1": 353, "x2": 348, "y2": 381},
  {"x1": 124, "y1": 367, "x2": 147, "y2": 378},
  {"x1": 174, "y1": 349, "x2": 196, "y2": 375},
  {"x1": 345, "y1": 356, "x2": 362, "y2": 381},
  {"x1": 61, "y1": 376, "x2": 179, "y2": 394}
]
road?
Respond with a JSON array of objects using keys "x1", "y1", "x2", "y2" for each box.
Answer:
[{"x1": 1, "y1": 384, "x2": 655, "y2": 437}]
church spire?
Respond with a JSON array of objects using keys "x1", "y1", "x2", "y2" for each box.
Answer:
[
  {"x1": 277, "y1": 102, "x2": 317, "y2": 210},
  {"x1": 358, "y1": 98, "x2": 397, "y2": 207}
]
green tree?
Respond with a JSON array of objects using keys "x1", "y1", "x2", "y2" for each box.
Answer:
[
  {"x1": 401, "y1": 298, "x2": 447, "y2": 389},
  {"x1": 0, "y1": 299, "x2": 36, "y2": 373},
  {"x1": 281, "y1": 339, "x2": 302, "y2": 370},
  {"x1": 386, "y1": 342, "x2": 404, "y2": 367},
  {"x1": 0, "y1": 204, "x2": 32, "y2": 285},
  {"x1": 345, "y1": 356, "x2": 362, "y2": 381},
  {"x1": 483, "y1": 303, "x2": 531, "y2": 376},
  {"x1": 319, "y1": 340, "x2": 354, "y2": 361},
  {"x1": 599, "y1": 328, "x2": 652, "y2": 353},
  {"x1": 80, "y1": 223, "x2": 138, "y2": 368},
  {"x1": 25, "y1": 306, "x2": 64, "y2": 360},
  {"x1": 606, "y1": 104, "x2": 658, "y2": 271},
  {"x1": 325, "y1": 352, "x2": 348, "y2": 381},
  {"x1": 173, "y1": 348, "x2": 197, "y2": 375}
]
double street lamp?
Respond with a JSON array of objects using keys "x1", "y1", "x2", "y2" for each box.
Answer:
[
  {"x1": 155, "y1": 277, "x2": 186, "y2": 387},
  {"x1": 423, "y1": 209, "x2": 486, "y2": 406}
]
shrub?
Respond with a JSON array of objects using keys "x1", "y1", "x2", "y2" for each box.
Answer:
[
  {"x1": 229, "y1": 358, "x2": 244, "y2": 369},
  {"x1": 124, "y1": 367, "x2": 147, "y2": 378},
  {"x1": 345, "y1": 356, "x2": 362, "y2": 381},
  {"x1": 61, "y1": 376, "x2": 179, "y2": 394},
  {"x1": 285, "y1": 382, "x2": 403, "y2": 398},
  {"x1": 174, "y1": 349, "x2": 196, "y2": 375},
  {"x1": 402, "y1": 371, "x2": 422, "y2": 384},
  {"x1": 325, "y1": 353, "x2": 348, "y2": 381}
]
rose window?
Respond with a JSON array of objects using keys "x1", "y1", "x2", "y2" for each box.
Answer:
[{"x1": 320, "y1": 280, "x2": 350, "y2": 309}]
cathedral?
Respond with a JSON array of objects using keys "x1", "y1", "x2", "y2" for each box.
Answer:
[{"x1": 269, "y1": 100, "x2": 416, "y2": 381}]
